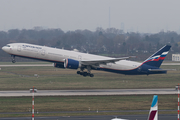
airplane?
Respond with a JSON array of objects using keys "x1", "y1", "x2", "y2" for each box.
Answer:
[
  {"x1": 2, "y1": 43, "x2": 171, "y2": 77},
  {"x1": 111, "y1": 95, "x2": 158, "y2": 120}
]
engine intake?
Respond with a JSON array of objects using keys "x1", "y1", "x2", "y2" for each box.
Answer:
[{"x1": 64, "y1": 58, "x2": 80, "y2": 69}]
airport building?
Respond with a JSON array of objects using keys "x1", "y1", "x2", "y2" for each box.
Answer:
[{"x1": 172, "y1": 54, "x2": 180, "y2": 61}]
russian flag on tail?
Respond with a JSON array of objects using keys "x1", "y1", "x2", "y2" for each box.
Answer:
[{"x1": 143, "y1": 45, "x2": 171, "y2": 68}]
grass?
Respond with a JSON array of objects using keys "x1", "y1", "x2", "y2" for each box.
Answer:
[
  {"x1": 0, "y1": 95, "x2": 177, "y2": 117},
  {"x1": 0, "y1": 64, "x2": 179, "y2": 90},
  {"x1": 0, "y1": 62, "x2": 179, "y2": 117}
]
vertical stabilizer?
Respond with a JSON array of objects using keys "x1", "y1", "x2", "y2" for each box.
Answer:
[
  {"x1": 147, "y1": 95, "x2": 158, "y2": 120},
  {"x1": 143, "y1": 45, "x2": 171, "y2": 68}
]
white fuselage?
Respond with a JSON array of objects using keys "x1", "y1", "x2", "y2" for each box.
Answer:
[{"x1": 2, "y1": 43, "x2": 141, "y2": 71}]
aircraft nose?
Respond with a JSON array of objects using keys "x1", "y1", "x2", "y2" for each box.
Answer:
[
  {"x1": 2, "y1": 46, "x2": 5, "y2": 51},
  {"x1": 2, "y1": 46, "x2": 7, "y2": 52}
]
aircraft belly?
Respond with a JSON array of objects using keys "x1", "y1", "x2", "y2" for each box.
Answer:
[
  {"x1": 100, "y1": 64, "x2": 135, "y2": 71},
  {"x1": 97, "y1": 60, "x2": 143, "y2": 75},
  {"x1": 100, "y1": 60, "x2": 140, "y2": 70}
]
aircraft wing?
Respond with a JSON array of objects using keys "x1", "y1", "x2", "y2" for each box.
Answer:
[{"x1": 81, "y1": 56, "x2": 135, "y2": 66}]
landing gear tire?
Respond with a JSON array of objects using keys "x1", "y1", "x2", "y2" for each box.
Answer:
[
  {"x1": 77, "y1": 71, "x2": 81, "y2": 74},
  {"x1": 83, "y1": 72, "x2": 88, "y2": 77},
  {"x1": 90, "y1": 74, "x2": 94, "y2": 77},
  {"x1": 12, "y1": 59, "x2": 16, "y2": 63},
  {"x1": 77, "y1": 71, "x2": 94, "y2": 77}
]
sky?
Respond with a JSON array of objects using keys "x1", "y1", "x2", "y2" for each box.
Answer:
[{"x1": 0, "y1": 0, "x2": 180, "y2": 33}]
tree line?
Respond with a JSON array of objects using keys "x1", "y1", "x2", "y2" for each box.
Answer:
[{"x1": 0, "y1": 27, "x2": 180, "y2": 62}]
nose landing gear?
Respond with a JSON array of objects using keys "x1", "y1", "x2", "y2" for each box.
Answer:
[{"x1": 11, "y1": 55, "x2": 16, "y2": 63}]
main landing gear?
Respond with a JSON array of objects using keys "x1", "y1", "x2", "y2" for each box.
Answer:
[
  {"x1": 11, "y1": 55, "x2": 16, "y2": 63},
  {"x1": 77, "y1": 71, "x2": 94, "y2": 77},
  {"x1": 77, "y1": 65, "x2": 94, "y2": 77}
]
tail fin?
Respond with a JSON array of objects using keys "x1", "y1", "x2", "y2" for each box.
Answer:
[
  {"x1": 143, "y1": 45, "x2": 171, "y2": 68},
  {"x1": 147, "y1": 95, "x2": 158, "y2": 120}
]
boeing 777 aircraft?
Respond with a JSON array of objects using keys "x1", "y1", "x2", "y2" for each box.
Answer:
[{"x1": 2, "y1": 43, "x2": 171, "y2": 77}]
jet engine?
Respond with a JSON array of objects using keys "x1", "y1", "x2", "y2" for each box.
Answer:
[{"x1": 64, "y1": 58, "x2": 81, "y2": 69}]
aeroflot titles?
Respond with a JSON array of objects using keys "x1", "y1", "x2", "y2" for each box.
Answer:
[{"x1": 22, "y1": 45, "x2": 42, "y2": 49}]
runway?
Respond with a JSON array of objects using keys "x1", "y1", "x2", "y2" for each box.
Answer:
[
  {"x1": 0, "y1": 114, "x2": 176, "y2": 120},
  {"x1": 0, "y1": 88, "x2": 177, "y2": 97}
]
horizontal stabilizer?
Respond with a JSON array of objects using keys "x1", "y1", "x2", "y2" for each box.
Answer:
[{"x1": 148, "y1": 69, "x2": 176, "y2": 72}]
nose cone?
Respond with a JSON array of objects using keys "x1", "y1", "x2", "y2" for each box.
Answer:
[
  {"x1": 2, "y1": 46, "x2": 8, "y2": 52},
  {"x1": 2, "y1": 46, "x2": 5, "y2": 51}
]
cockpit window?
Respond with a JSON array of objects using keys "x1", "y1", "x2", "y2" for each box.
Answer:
[{"x1": 6, "y1": 45, "x2": 10, "y2": 47}]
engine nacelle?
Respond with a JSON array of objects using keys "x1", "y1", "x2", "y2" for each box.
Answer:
[
  {"x1": 54, "y1": 63, "x2": 65, "y2": 68},
  {"x1": 64, "y1": 58, "x2": 80, "y2": 69}
]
